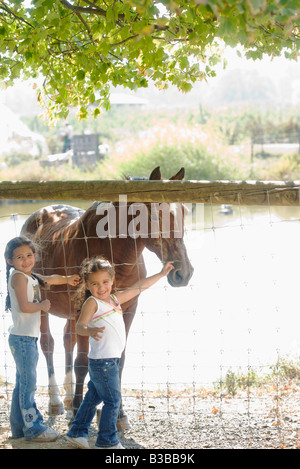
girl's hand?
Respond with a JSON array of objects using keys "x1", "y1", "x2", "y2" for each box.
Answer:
[
  {"x1": 161, "y1": 261, "x2": 174, "y2": 277},
  {"x1": 89, "y1": 326, "x2": 105, "y2": 341},
  {"x1": 67, "y1": 274, "x2": 81, "y2": 286},
  {"x1": 41, "y1": 299, "x2": 51, "y2": 312}
]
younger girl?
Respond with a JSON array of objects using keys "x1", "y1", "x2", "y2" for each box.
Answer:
[
  {"x1": 4, "y1": 236, "x2": 80, "y2": 442},
  {"x1": 66, "y1": 256, "x2": 174, "y2": 449}
]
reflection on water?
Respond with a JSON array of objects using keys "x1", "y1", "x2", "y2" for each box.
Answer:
[{"x1": 0, "y1": 201, "x2": 300, "y2": 389}]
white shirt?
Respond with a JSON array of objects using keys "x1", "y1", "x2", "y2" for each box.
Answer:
[
  {"x1": 8, "y1": 269, "x2": 41, "y2": 338},
  {"x1": 87, "y1": 294, "x2": 126, "y2": 359}
]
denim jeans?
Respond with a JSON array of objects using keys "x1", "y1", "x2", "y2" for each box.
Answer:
[
  {"x1": 67, "y1": 358, "x2": 121, "y2": 448},
  {"x1": 8, "y1": 334, "x2": 48, "y2": 440}
]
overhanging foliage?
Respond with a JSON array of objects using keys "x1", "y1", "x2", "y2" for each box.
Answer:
[{"x1": 0, "y1": 0, "x2": 299, "y2": 120}]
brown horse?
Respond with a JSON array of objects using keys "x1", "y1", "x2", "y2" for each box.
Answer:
[{"x1": 21, "y1": 167, "x2": 194, "y2": 427}]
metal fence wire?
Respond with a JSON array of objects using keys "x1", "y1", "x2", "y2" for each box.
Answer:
[{"x1": 0, "y1": 193, "x2": 300, "y2": 449}]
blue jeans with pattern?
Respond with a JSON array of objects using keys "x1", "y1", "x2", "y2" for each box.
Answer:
[
  {"x1": 67, "y1": 357, "x2": 121, "y2": 448},
  {"x1": 9, "y1": 334, "x2": 48, "y2": 440}
]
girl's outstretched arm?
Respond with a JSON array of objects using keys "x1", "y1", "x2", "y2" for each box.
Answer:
[
  {"x1": 37, "y1": 273, "x2": 81, "y2": 286},
  {"x1": 116, "y1": 261, "x2": 174, "y2": 305}
]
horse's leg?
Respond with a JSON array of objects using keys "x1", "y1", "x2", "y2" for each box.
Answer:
[
  {"x1": 63, "y1": 317, "x2": 77, "y2": 411},
  {"x1": 71, "y1": 334, "x2": 89, "y2": 418},
  {"x1": 116, "y1": 348, "x2": 130, "y2": 430},
  {"x1": 40, "y1": 312, "x2": 64, "y2": 415},
  {"x1": 117, "y1": 305, "x2": 137, "y2": 430}
]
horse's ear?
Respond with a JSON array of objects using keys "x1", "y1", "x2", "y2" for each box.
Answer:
[
  {"x1": 149, "y1": 167, "x2": 162, "y2": 180},
  {"x1": 169, "y1": 167, "x2": 185, "y2": 181}
]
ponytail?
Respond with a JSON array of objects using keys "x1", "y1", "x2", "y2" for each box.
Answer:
[
  {"x1": 5, "y1": 263, "x2": 13, "y2": 311},
  {"x1": 31, "y1": 273, "x2": 47, "y2": 289}
]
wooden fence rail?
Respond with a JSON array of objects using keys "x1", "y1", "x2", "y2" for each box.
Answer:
[{"x1": 1, "y1": 179, "x2": 300, "y2": 206}]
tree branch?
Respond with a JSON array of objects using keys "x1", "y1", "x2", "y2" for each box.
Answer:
[
  {"x1": 59, "y1": 0, "x2": 107, "y2": 17},
  {"x1": 0, "y1": 4, "x2": 34, "y2": 28},
  {"x1": 59, "y1": 0, "x2": 171, "y2": 33}
]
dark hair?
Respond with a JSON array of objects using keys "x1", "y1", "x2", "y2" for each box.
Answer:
[
  {"x1": 4, "y1": 236, "x2": 45, "y2": 311},
  {"x1": 74, "y1": 256, "x2": 115, "y2": 309}
]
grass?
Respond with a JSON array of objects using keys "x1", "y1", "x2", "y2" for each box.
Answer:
[{"x1": 213, "y1": 356, "x2": 300, "y2": 397}]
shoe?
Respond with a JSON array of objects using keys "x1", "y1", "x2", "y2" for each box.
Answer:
[
  {"x1": 31, "y1": 428, "x2": 60, "y2": 442},
  {"x1": 65, "y1": 435, "x2": 90, "y2": 449},
  {"x1": 95, "y1": 442, "x2": 124, "y2": 449},
  {"x1": 117, "y1": 415, "x2": 130, "y2": 431}
]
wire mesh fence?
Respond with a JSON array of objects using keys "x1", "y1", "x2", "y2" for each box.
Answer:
[{"x1": 0, "y1": 195, "x2": 300, "y2": 449}]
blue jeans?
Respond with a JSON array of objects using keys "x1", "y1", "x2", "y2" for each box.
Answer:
[
  {"x1": 8, "y1": 334, "x2": 48, "y2": 440},
  {"x1": 67, "y1": 358, "x2": 121, "y2": 448}
]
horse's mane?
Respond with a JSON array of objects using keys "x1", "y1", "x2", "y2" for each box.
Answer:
[{"x1": 33, "y1": 204, "x2": 85, "y2": 244}]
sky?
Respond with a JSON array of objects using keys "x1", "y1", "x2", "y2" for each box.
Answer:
[{"x1": 213, "y1": 46, "x2": 299, "y2": 82}]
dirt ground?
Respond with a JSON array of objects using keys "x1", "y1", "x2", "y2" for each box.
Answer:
[{"x1": 1, "y1": 381, "x2": 300, "y2": 450}]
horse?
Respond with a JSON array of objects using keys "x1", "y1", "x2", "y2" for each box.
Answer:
[{"x1": 21, "y1": 167, "x2": 194, "y2": 427}]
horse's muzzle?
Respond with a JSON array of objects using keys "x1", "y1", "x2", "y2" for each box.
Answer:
[{"x1": 167, "y1": 264, "x2": 194, "y2": 287}]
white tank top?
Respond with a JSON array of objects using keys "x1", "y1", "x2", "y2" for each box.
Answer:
[
  {"x1": 8, "y1": 269, "x2": 41, "y2": 338},
  {"x1": 87, "y1": 294, "x2": 126, "y2": 359}
]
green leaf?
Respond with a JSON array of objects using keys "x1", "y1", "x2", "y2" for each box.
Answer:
[
  {"x1": 218, "y1": 17, "x2": 236, "y2": 37},
  {"x1": 179, "y1": 55, "x2": 189, "y2": 70},
  {"x1": 247, "y1": 0, "x2": 266, "y2": 15},
  {"x1": 76, "y1": 70, "x2": 86, "y2": 81}
]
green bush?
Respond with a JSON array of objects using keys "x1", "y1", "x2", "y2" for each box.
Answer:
[
  {"x1": 4, "y1": 152, "x2": 36, "y2": 167},
  {"x1": 116, "y1": 141, "x2": 237, "y2": 181}
]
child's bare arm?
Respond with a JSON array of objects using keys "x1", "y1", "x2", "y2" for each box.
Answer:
[
  {"x1": 12, "y1": 273, "x2": 51, "y2": 313},
  {"x1": 38, "y1": 274, "x2": 81, "y2": 286},
  {"x1": 75, "y1": 297, "x2": 105, "y2": 341},
  {"x1": 116, "y1": 261, "x2": 174, "y2": 305}
]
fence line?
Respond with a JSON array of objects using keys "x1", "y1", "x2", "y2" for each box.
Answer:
[
  {"x1": 1, "y1": 179, "x2": 300, "y2": 205},
  {"x1": 1, "y1": 183, "x2": 300, "y2": 448}
]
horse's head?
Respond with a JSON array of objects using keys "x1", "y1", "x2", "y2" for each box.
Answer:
[
  {"x1": 143, "y1": 167, "x2": 194, "y2": 287},
  {"x1": 86, "y1": 167, "x2": 193, "y2": 288}
]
